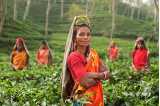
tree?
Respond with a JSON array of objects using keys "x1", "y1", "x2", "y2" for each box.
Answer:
[
  {"x1": 85, "y1": 0, "x2": 89, "y2": 16},
  {"x1": 44, "y1": 0, "x2": 51, "y2": 35},
  {"x1": 0, "y1": 0, "x2": 4, "y2": 35},
  {"x1": 123, "y1": 3, "x2": 130, "y2": 16},
  {"x1": 66, "y1": 4, "x2": 84, "y2": 20},
  {"x1": 136, "y1": 0, "x2": 142, "y2": 19},
  {"x1": 23, "y1": 0, "x2": 31, "y2": 21},
  {"x1": 111, "y1": 0, "x2": 116, "y2": 40},
  {"x1": 154, "y1": 0, "x2": 159, "y2": 36},
  {"x1": 61, "y1": 0, "x2": 64, "y2": 18},
  {"x1": 154, "y1": 0, "x2": 159, "y2": 12},
  {"x1": 130, "y1": 0, "x2": 135, "y2": 20},
  {"x1": 13, "y1": 0, "x2": 17, "y2": 21}
]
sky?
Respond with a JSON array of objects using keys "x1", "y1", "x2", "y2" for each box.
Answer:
[
  {"x1": 122, "y1": 0, "x2": 152, "y2": 6},
  {"x1": 143, "y1": 0, "x2": 149, "y2": 3}
]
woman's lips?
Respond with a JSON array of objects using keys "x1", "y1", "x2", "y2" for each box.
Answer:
[{"x1": 80, "y1": 41, "x2": 89, "y2": 44}]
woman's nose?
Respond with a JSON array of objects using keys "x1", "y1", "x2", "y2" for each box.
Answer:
[{"x1": 84, "y1": 34, "x2": 88, "y2": 38}]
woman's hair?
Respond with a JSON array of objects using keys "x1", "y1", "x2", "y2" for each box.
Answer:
[
  {"x1": 12, "y1": 37, "x2": 29, "y2": 55},
  {"x1": 134, "y1": 37, "x2": 146, "y2": 50},
  {"x1": 71, "y1": 24, "x2": 91, "y2": 57},
  {"x1": 42, "y1": 40, "x2": 47, "y2": 45},
  {"x1": 13, "y1": 38, "x2": 25, "y2": 51},
  {"x1": 40, "y1": 40, "x2": 49, "y2": 49},
  {"x1": 109, "y1": 41, "x2": 116, "y2": 48}
]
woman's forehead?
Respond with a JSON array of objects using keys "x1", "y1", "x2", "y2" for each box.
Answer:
[
  {"x1": 137, "y1": 40, "x2": 144, "y2": 44},
  {"x1": 77, "y1": 26, "x2": 90, "y2": 32}
]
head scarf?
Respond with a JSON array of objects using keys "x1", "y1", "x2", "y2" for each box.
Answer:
[
  {"x1": 134, "y1": 36, "x2": 146, "y2": 49},
  {"x1": 61, "y1": 16, "x2": 90, "y2": 101},
  {"x1": 13, "y1": 37, "x2": 29, "y2": 55},
  {"x1": 109, "y1": 41, "x2": 116, "y2": 47}
]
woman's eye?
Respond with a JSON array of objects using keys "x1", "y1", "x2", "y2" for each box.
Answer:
[
  {"x1": 87, "y1": 33, "x2": 91, "y2": 36},
  {"x1": 79, "y1": 32, "x2": 85, "y2": 36}
]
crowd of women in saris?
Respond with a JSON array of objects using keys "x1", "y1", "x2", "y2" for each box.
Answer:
[
  {"x1": 10, "y1": 36, "x2": 149, "y2": 72},
  {"x1": 9, "y1": 16, "x2": 150, "y2": 106},
  {"x1": 10, "y1": 38, "x2": 53, "y2": 70}
]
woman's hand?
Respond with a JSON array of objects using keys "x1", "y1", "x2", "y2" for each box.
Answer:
[
  {"x1": 80, "y1": 73, "x2": 100, "y2": 89},
  {"x1": 80, "y1": 77, "x2": 98, "y2": 89},
  {"x1": 79, "y1": 71, "x2": 109, "y2": 89},
  {"x1": 99, "y1": 60, "x2": 110, "y2": 80}
]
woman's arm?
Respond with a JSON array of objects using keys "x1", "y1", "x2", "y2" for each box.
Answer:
[
  {"x1": 107, "y1": 47, "x2": 110, "y2": 57},
  {"x1": 116, "y1": 48, "x2": 119, "y2": 59},
  {"x1": 145, "y1": 51, "x2": 150, "y2": 71},
  {"x1": 10, "y1": 52, "x2": 14, "y2": 68},
  {"x1": 80, "y1": 60, "x2": 110, "y2": 85},
  {"x1": 80, "y1": 74, "x2": 99, "y2": 89},
  {"x1": 26, "y1": 53, "x2": 29, "y2": 67},
  {"x1": 99, "y1": 60, "x2": 110, "y2": 80},
  {"x1": 48, "y1": 50, "x2": 53, "y2": 65}
]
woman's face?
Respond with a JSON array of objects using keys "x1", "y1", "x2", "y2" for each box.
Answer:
[
  {"x1": 41, "y1": 44, "x2": 47, "y2": 49},
  {"x1": 17, "y1": 43, "x2": 24, "y2": 51},
  {"x1": 137, "y1": 41, "x2": 143, "y2": 48},
  {"x1": 75, "y1": 26, "x2": 91, "y2": 47}
]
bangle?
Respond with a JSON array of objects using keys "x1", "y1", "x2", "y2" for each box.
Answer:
[{"x1": 103, "y1": 72, "x2": 107, "y2": 79}]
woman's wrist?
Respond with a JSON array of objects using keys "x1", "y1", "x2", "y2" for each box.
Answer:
[
  {"x1": 102, "y1": 71, "x2": 109, "y2": 80},
  {"x1": 98, "y1": 72, "x2": 105, "y2": 80}
]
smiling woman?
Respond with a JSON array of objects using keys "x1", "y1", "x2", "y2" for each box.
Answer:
[{"x1": 62, "y1": 16, "x2": 110, "y2": 106}]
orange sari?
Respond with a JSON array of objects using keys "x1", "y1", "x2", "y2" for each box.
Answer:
[
  {"x1": 74, "y1": 49, "x2": 104, "y2": 106},
  {"x1": 12, "y1": 50, "x2": 28, "y2": 70}
]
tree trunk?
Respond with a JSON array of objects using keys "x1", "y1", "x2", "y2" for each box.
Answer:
[
  {"x1": 85, "y1": 0, "x2": 89, "y2": 16},
  {"x1": 45, "y1": 0, "x2": 51, "y2": 36},
  {"x1": 154, "y1": 0, "x2": 159, "y2": 36},
  {"x1": 108, "y1": 1, "x2": 112, "y2": 13},
  {"x1": 61, "y1": 0, "x2": 63, "y2": 18},
  {"x1": 123, "y1": 0, "x2": 130, "y2": 16},
  {"x1": 13, "y1": 0, "x2": 17, "y2": 21},
  {"x1": 0, "y1": 0, "x2": 4, "y2": 35},
  {"x1": 136, "y1": 0, "x2": 141, "y2": 19},
  {"x1": 23, "y1": 0, "x2": 31, "y2": 21},
  {"x1": 90, "y1": 0, "x2": 96, "y2": 16},
  {"x1": 154, "y1": 0, "x2": 159, "y2": 12},
  {"x1": 130, "y1": 7, "x2": 135, "y2": 20},
  {"x1": 130, "y1": 0, "x2": 135, "y2": 20},
  {"x1": 111, "y1": 0, "x2": 116, "y2": 40}
]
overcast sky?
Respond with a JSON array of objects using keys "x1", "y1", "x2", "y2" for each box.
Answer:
[
  {"x1": 122, "y1": 0, "x2": 152, "y2": 6},
  {"x1": 143, "y1": 0, "x2": 149, "y2": 3}
]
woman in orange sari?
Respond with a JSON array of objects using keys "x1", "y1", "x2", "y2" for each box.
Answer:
[
  {"x1": 61, "y1": 16, "x2": 110, "y2": 106},
  {"x1": 36, "y1": 41, "x2": 52, "y2": 65},
  {"x1": 107, "y1": 41, "x2": 119, "y2": 61},
  {"x1": 10, "y1": 37, "x2": 29, "y2": 70}
]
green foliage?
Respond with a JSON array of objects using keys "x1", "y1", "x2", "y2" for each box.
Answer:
[
  {"x1": 0, "y1": 33, "x2": 158, "y2": 105},
  {"x1": 0, "y1": 62, "x2": 61, "y2": 105},
  {"x1": 103, "y1": 57, "x2": 158, "y2": 106},
  {"x1": 65, "y1": 4, "x2": 85, "y2": 20},
  {"x1": 4, "y1": 0, "x2": 156, "y2": 39}
]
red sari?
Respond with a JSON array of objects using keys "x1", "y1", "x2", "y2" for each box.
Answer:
[
  {"x1": 36, "y1": 48, "x2": 50, "y2": 65},
  {"x1": 108, "y1": 47, "x2": 118, "y2": 60},
  {"x1": 132, "y1": 48, "x2": 149, "y2": 71},
  {"x1": 67, "y1": 49, "x2": 104, "y2": 106}
]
